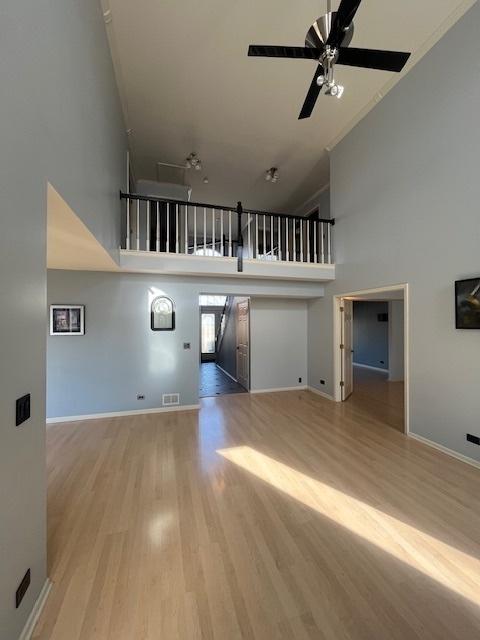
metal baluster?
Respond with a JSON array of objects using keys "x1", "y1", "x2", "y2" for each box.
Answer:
[
  {"x1": 175, "y1": 204, "x2": 179, "y2": 253},
  {"x1": 156, "y1": 203, "x2": 160, "y2": 252},
  {"x1": 212, "y1": 208, "x2": 215, "y2": 255},
  {"x1": 146, "y1": 201, "x2": 150, "y2": 251},
  {"x1": 126, "y1": 197, "x2": 130, "y2": 250},
  {"x1": 286, "y1": 220, "x2": 290, "y2": 261},
  {"x1": 203, "y1": 207, "x2": 207, "y2": 256},
  {"x1": 166, "y1": 202, "x2": 170, "y2": 252},
  {"x1": 194, "y1": 206, "x2": 197, "y2": 254},
  {"x1": 220, "y1": 210, "x2": 224, "y2": 256},
  {"x1": 255, "y1": 214, "x2": 259, "y2": 259},
  {"x1": 313, "y1": 220, "x2": 317, "y2": 263},
  {"x1": 293, "y1": 219, "x2": 296, "y2": 261},
  {"x1": 270, "y1": 215, "x2": 273, "y2": 259},
  {"x1": 185, "y1": 205, "x2": 189, "y2": 254},
  {"x1": 307, "y1": 220, "x2": 310, "y2": 263},
  {"x1": 247, "y1": 214, "x2": 251, "y2": 258},
  {"x1": 263, "y1": 215, "x2": 266, "y2": 260},
  {"x1": 300, "y1": 220, "x2": 304, "y2": 262},
  {"x1": 320, "y1": 221, "x2": 325, "y2": 263},
  {"x1": 228, "y1": 211, "x2": 232, "y2": 256},
  {"x1": 327, "y1": 222, "x2": 332, "y2": 263},
  {"x1": 136, "y1": 200, "x2": 140, "y2": 251},
  {"x1": 278, "y1": 217, "x2": 282, "y2": 261}
]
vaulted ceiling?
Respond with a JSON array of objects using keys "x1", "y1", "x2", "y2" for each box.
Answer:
[{"x1": 102, "y1": 0, "x2": 473, "y2": 212}]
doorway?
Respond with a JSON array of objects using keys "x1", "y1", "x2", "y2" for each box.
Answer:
[
  {"x1": 334, "y1": 285, "x2": 409, "y2": 433},
  {"x1": 199, "y1": 295, "x2": 250, "y2": 398}
]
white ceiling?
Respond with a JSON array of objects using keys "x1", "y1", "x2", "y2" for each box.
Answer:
[{"x1": 102, "y1": 0, "x2": 473, "y2": 212}]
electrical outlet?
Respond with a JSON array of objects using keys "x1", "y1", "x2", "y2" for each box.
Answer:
[
  {"x1": 137, "y1": 394, "x2": 145, "y2": 401},
  {"x1": 320, "y1": 380, "x2": 326, "y2": 386},
  {"x1": 183, "y1": 342, "x2": 191, "y2": 350},
  {"x1": 298, "y1": 377, "x2": 302, "y2": 384}
]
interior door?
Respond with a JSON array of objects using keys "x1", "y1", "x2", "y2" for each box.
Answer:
[
  {"x1": 236, "y1": 299, "x2": 250, "y2": 390},
  {"x1": 341, "y1": 299, "x2": 354, "y2": 400},
  {"x1": 201, "y1": 313, "x2": 216, "y2": 362}
]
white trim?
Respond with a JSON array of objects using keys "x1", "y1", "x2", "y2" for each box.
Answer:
[
  {"x1": 251, "y1": 386, "x2": 307, "y2": 394},
  {"x1": 333, "y1": 283, "x2": 410, "y2": 435},
  {"x1": 46, "y1": 404, "x2": 200, "y2": 424},
  {"x1": 216, "y1": 364, "x2": 238, "y2": 383},
  {"x1": 307, "y1": 386, "x2": 335, "y2": 401},
  {"x1": 18, "y1": 579, "x2": 52, "y2": 640},
  {"x1": 353, "y1": 362, "x2": 389, "y2": 373},
  {"x1": 408, "y1": 433, "x2": 480, "y2": 471}
]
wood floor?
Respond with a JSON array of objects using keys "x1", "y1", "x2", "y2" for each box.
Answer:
[
  {"x1": 34, "y1": 391, "x2": 480, "y2": 639},
  {"x1": 347, "y1": 365, "x2": 405, "y2": 432}
]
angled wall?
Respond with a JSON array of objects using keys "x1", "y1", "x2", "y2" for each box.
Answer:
[
  {"x1": 0, "y1": 1, "x2": 125, "y2": 637},
  {"x1": 308, "y1": 2, "x2": 480, "y2": 462}
]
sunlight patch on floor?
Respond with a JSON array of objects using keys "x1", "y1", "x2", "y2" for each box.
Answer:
[{"x1": 218, "y1": 445, "x2": 480, "y2": 606}]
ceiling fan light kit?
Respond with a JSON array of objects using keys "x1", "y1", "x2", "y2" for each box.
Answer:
[{"x1": 248, "y1": 0, "x2": 411, "y2": 119}]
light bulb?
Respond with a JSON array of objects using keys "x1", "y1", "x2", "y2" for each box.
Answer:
[
  {"x1": 265, "y1": 171, "x2": 272, "y2": 181},
  {"x1": 195, "y1": 162, "x2": 202, "y2": 171},
  {"x1": 316, "y1": 75, "x2": 324, "y2": 87}
]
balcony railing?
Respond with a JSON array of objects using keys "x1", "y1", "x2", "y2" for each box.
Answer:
[{"x1": 120, "y1": 192, "x2": 334, "y2": 272}]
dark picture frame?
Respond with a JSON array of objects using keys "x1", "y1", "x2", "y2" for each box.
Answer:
[
  {"x1": 50, "y1": 305, "x2": 85, "y2": 335},
  {"x1": 455, "y1": 278, "x2": 480, "y2": 329},
  {"x1": 151, "y1": 296, "x2": 175, "y2": 331}
]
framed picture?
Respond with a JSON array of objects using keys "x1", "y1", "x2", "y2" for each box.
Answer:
[
  {"x1": 50, "y1": 305, "x2": 85, "y2": 336},
  {"x1": 151, "y1": 296, "x2": 175, "y2": 331},
  {"x1": 455, "y1": 278, "x2": 480, "y2": 329}
]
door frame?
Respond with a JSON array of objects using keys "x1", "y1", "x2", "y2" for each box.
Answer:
[{"x1": 333, "y1": 283, "x2": 410, "y2": 434}]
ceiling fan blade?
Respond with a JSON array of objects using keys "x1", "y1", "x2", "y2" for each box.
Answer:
[
  {"x1": 299, "y1": 65, "x2": 323, "y2": 120},
  {"x1": 337, "y1": 47, "x2": 411, "y2": 72},
  {"x1": 327, "y1": 0, "x2": 363, "y2": 47},
  {"x1": 248, "y1": 45, "x2": 321, "y2": 59}
]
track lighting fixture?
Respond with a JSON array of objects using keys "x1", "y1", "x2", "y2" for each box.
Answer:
[
  {"x1": 265, "y1": 167, "x2": 279, "y2": 183},
  {"x1": 185, "y1": 152, "x2": 203, "y2": 171}
]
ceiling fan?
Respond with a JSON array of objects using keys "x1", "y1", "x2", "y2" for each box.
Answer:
[{"x1": 248, "y1": 0, "x2": 411, "y2": 119}]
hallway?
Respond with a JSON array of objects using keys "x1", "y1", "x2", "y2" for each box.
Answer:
[
  {"x1": 345, "y1": 365, "x2": 405, "y2": 432},
  {"x1": 199, "y1": 362, "x2": 247, "y2": 398}
]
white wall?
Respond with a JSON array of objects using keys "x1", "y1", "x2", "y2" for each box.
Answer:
[
  {"x1": 250, "y1": 298, "x2": 308, "y2": 391},
  {"x1": 308, "y1": 2, "x2": 480, "y2": 462},
  {"x1": 0, "y1": 1, "x2": 126, "y2": 636},
  {"x1": 388, "y1": 301, "x2": 404, "y2": 381},
  {"x1": 47, "y1": 271, "x2": 315, "y2": 417}
]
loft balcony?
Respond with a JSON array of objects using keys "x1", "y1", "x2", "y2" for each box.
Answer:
[{"x1": 119, "y1": 193, "x2": 335, "y2": 282}]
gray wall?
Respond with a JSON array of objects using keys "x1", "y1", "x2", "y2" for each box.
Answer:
[
  {"x1": 47, "y1": 271, "x2": 315, "y2": 417},
  {"x1": 296, "y1": 187, "x2": 331, "y2": 218},
  {"x1": 308, "y1": 2, "x2": 480, "y2": 462},
  {"x1": 388, "y1": 301, "x2": 404, "y2": 381},
  {"x1": 0, "y1": 1, "x2": 126, "y2": 637},
  {"x1": 353, "y1": 302, "x2": 389, "y2": 370},
  {"x1": 250, "y1": 298, "x2": 308, "y2": 391}
]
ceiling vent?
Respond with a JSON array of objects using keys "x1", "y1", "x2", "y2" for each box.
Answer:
[{"x1": 162, "y1": 393, "x2": 180, "y2": 407}]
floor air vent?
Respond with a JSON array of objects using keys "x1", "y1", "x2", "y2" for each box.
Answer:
[{"x1": 162, "y1": 393, "x2": 180, "y2": 407}]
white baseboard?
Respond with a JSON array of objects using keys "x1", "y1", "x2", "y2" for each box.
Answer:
[
  {"x1": 408, "y1": 433, "x2": 480, "y2": 470},
  {"x1": 251, "y1": 385, "x2": 307, "y2": 394},
  {"x1": 353, "y1": 362, "x2": 388, "y2": 373},
  {"x1": 47, "y1": 404, "x2": 200, "y2": 424},
  {"x1": 18, "y1": 578, "x2": 52, "y2": 640},
  {"x1": 307, "y1": 386, "x2": 335, "y2": 401},
  {"x1": 216, "y1": 364, "x2": 237, "y2": 383}
]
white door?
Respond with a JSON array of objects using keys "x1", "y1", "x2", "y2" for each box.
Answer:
[
  {"x1": 236, "y1": 300, "x2": 250, "y2": 390},
  {"x1": 341, "y1": 299, "x2": 354, "y2": 400}
]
